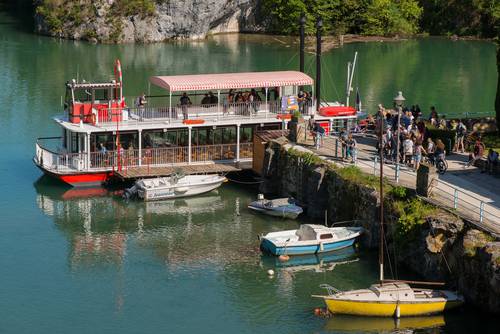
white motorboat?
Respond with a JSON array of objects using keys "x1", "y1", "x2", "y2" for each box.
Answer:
[{"x1": 125, "y1": 174, "x2": 226, "y2": 201}]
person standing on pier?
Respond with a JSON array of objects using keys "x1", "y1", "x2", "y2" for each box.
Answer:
[
  {"x1": 414, "y1": 139, "x2": 427, "y2": 171},
  {"x1": 346, "y1": 133, "x2": 357, "y2": 163},
  {"x1": 339, "y1": 128, "x2": 348, "y2": 159},
  {"x1": 454, "y1": 120, "x2": 467, "y2": 153}
]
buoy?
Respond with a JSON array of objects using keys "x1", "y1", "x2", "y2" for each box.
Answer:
[
  {"x1": 314, "y1": 308, "x2": 322, "y2": 316},
  {"x1": 278, "y1": 255, "x2": 290, "y2": 262},
  {"x1": 267, "y1": 269, "x2": 275, "y2": 277}
]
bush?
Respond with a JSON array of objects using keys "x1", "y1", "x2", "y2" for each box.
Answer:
[
  {"x1": 390, "y1": 185, "x2": 408, "y2": 199},
  {"x1": 393, "y1": 198, "x2": 435, "y2": 243}
]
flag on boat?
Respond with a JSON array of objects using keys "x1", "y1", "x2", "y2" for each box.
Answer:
[{"x1": 355, "y1": 87, "x2": 362, "y2": 112}]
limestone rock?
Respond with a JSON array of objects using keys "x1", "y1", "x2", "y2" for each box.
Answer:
[{"x1": 34, "y1": 0, "x2": 263, "y2": 43}]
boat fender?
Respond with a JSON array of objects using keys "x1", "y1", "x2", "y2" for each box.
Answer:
[
  {"x1": 278, "y1": 255, "x2": 290, "y2": 262},
  {"x1": 319, "y1": 242, "x2": 324, "y2": 252},
  {"x1": 267, "y1": 269, "x2": 274, "y2": 277},
  {"x1": 394, "y1": 303, "x2": 400, "y2": 319}
]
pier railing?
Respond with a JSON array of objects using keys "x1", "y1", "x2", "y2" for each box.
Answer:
[
  {"x1": 79, "y1": 100, "x2": 314, "y2": 125},
  {"x1": 324, "y1": 136, "x2": 500, "y2": 234}
]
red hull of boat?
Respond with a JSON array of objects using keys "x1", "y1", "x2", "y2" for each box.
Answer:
[{"x1": 37, "y1": 164, "x2": 111, "y2": 187}]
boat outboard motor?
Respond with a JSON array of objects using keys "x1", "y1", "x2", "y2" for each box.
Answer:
[{"x1": 123, "y1": 184, "x2": 139, "y2": 200}]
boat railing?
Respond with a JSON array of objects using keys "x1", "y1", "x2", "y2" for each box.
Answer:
[
  {"x1": 239, "y1": 142, "x2": 253, "y2": 159},
  {"x1": 91, "y1": 100, "x2": 314, "y2": 125},
  {"x1": 36, "y1": 140, "x2": 252, "y2": 173}
]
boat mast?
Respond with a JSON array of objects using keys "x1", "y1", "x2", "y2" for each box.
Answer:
[
  {"x1": 346, "y1": 52, "x2": 358, "y2": 107},
  {"x1": 379, "y1": 110, "x2": 385, "y2": 284}
]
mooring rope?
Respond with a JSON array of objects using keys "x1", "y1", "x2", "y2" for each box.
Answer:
[{"x1": 226, "y1": 177, "x2": 263, "y2": 185}]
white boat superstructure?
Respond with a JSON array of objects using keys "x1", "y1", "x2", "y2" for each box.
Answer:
[{"x1": 135, "y1": 174, "x2": 226, "y2": 201}]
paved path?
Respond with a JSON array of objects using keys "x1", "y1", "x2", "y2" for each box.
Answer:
[{"x1": 295, "y1": 134, "x2": 500, "y2": 235}]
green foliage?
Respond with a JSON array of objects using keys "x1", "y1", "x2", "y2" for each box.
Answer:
[
  {"x1": 287, "y1": 148, "x2": 324, "y2": 166},
  {"x1": 482, "y1": 132, "x2": 500, "y2": 151},
  {"x1": 110, "y1": 0, "x2": 156, "y2": 18},
  {"x1": 390, "y1": 185, "x2": 408, "y2": 199},
  {"x1": 419, "y1": 0, "x2": 500, "y2": 38},
  {"x1": 262, "y1": 0, "x2": 422, "y2": 36},
  {"x1": 361, "y1": 0, "x2": 423, "y2": 35},
  {"x1": 334, "y1": 165, "x2": 380, "y2": 189},
  {"x1": 36, "y1": 0, "x2": 91, "y2": 35},
  {"x1": 393, "y1": 198, "x2": 435, "y2": 243}
]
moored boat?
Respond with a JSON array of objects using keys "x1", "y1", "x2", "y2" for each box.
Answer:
[
  {"x1": 260, "y1": 224, "x2": 362, "y2": 256},
  {"x1": 127, "y1": 174, "x2": 226, "y2": 201},
  {"x1": 248, "y1": 195, "x2": 303, "y2": 219}
]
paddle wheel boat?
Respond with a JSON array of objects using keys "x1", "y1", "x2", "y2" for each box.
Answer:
[{"x1": 34, "y1": 60, "x2": 358, "y2": 187}]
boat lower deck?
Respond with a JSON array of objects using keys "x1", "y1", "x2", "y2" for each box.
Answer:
[{"x1": 114, "y1": 162, "x2": 245, "y2": 180}]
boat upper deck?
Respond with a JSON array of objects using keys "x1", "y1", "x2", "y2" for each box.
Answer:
[{"x1": 55, "y1": 101, "x2": 356, "y2": 133}]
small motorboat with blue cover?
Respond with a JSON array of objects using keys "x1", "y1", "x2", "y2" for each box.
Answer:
[
  {"x1": 260, "y1": 224, "x2": 362, "y2": 256},
  {"x1": 248, "y1": 195, "x2": 303, "y2": 219}
]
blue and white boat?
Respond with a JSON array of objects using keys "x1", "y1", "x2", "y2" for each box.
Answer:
[
  {"x1": 260, "y1": 224, "x2": 362, "y2": 256},
  {"x1": 248, "y1": 196, "x2": 303, "y2": 219}
]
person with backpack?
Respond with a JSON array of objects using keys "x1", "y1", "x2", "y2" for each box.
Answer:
[
  {"x1": 313, "y1": 123, "x2": 325, "y2": 149},
  {"x1": 455, "y1": 119, "x2": 467, "y2": 153},
  {"x1": 345, "y1": 133, "x2": 357, "y2": 163}
]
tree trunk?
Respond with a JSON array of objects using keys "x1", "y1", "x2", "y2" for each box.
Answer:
[{"x1": 496, "y1": 43, "x2": 500, "y2": 135}]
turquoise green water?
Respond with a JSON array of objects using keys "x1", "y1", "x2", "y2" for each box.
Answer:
[{"x1": 0, "y1": 9, "x2": 498, "y2": 334}]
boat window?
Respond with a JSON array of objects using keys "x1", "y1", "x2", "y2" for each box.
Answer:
[
  {"x1": 115, "y1": 132, "x2": 138, "y2": 150},
  {"x1": 92, "y1": 88, "x2": 110, "y2": 102},
  {"x1": 319, "y1": 233, "x2": 333, "y2": 240},
  {"x1": 240, "y1": 126, "x2": 254, "y2": 143},
  {"x1": 212, "y1": 128, "x2": 222, "y2": 145},
  {"x1": 178, "y1": 129, "x2": 188, "y2": 146},
  {"x1": 70, "y1": 132, "x2": 78, "y2": 153},
  {"x1": 191, "y1": 129, "x2": 198, "y2": 146},
  {"x1": 223, "y1": 126, "x2": 236, "y2": 144},
  {"x1": 142, "y1": 130, "x2": 173, "y2": 148},
  {"x1": 91, "y1": 132, "x2": 113, "y2": 151},
  {"x1": 166, "y1": 131, "x2": 177, "y2": 146},
  {"x1": 198, "y1": 128, "x2": 208, "y2": 146}
]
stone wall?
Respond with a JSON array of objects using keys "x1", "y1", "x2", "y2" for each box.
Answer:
[{"x1": 260, "y1": 139, "x2": 500, "y2": 313}]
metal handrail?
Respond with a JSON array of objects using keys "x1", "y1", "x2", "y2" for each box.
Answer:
[{"x1": 325, "y1": 135, "x2": 500, "y2": 229}]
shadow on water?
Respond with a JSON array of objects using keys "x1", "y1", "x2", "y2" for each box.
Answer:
[{"x1": 0, "y1": 0, "x2": 34, "y2": 32}]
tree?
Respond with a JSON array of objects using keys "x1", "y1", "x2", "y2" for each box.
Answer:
[{"x1": 496, "y1": 43, "x2": 500, "y2": 135}]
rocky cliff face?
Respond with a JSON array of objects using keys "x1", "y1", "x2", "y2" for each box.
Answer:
[
  {"x1": 34, "y1": 0, "x2": 263, "y2": 43},
  {"x1": 260, "y1": 139, "x2": 500, "y2": 313}
]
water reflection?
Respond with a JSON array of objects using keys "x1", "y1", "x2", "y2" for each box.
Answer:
[
  {"x1": 33, "y1": 176, "x2": 274, "y2": 270},
  {"x1": 324, "y1": 315, "x2": 445, "y2": 333},
  {"x1": 261, "y1": 247, "x2": 359, "y2": 274}
]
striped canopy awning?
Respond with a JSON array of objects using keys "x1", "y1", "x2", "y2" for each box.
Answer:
[{"x1": 149, "y1": 71, "x2": 314, "y2": 92}]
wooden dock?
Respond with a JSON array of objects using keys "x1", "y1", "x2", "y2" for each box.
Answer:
[{"x1": 114, "y1": 162, "x2": 246, "y2": 180}]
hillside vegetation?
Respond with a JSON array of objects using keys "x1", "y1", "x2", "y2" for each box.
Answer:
[{"x1": 33, "y1": 0, "x2": 500, "y2": 42}]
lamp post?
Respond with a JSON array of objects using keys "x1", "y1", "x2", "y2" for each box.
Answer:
[{"x1": 393, "y1": 91, "x2": 405, "y2": 182}]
